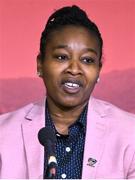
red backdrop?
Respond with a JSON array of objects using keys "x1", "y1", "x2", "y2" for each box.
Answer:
[{"x1": 0, "y1": 0, "x2": 135, "y2": 114}]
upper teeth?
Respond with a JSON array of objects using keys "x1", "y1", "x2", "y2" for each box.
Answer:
[{"x1": 65, "y1": 82, "x2": 79, "y2": 88}]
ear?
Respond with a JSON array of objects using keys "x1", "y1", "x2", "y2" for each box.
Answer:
[
  {"x1": 36, "y1": 54, "x2": 43, "y2": 77},
  {"x1": 96, "y1": 62, "x2": 102, "y2": 83},
  {"x1": 98, "y1": 61, "x2": 102, "y2": 74}
]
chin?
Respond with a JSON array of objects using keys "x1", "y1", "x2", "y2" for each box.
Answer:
[{"x1": 59, "y1": 97, "x2": 87, "y2": 109}]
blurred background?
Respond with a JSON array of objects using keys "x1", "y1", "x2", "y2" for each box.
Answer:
[{"x1": 0, "y1": 0, "x2": 135, "y2": 114}]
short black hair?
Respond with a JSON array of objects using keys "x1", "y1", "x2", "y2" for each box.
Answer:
[{"x1": 39, "y1": 5, "x2": 103, "y2": 67}]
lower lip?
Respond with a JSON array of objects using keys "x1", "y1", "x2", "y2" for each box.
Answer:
[{"x1": 62, "y1": 84, "x2": 81, "y2": 94}]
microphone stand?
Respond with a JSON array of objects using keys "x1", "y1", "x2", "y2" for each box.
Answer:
[
  {"x1": 38, "y1": 127, "x2": 57, "y2": 179},
  {"x1": 44, "y1": 150, "x2": 57, "y2": 179},
  {"x1": 45, "y1": 162, "x2": 57, "y2": 179}
]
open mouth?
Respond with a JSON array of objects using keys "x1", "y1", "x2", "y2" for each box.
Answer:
[
  {"x1": 61, "y1": 79, "x2": 83, "y2": 94},
  {"x1": 64, "y1": 82, "x2": 80, "y2": 89}
]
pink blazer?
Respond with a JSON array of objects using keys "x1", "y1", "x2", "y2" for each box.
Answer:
[{"x1": 0, "y1": 96, "x2": 135, "y2": 179}]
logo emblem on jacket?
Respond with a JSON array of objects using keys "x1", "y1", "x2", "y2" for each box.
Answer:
[{"x1": 87, "y1": 157, "x2": 97, "y2": 167}]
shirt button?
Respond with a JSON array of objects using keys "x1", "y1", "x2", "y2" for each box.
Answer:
[
  {"x1": 61, "y1": 173, "x2": 67, "y2": 179},
  {"x1": 56, "y1": 133, "x2": 61, "y2": 137},
  {"x1": 66, "y1": 147, "x2": 71, "y2": 152}
]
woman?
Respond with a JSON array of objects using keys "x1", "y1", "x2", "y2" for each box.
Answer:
[{"x1": 0, "y1": 5, "x2": 135, "y2": 179}]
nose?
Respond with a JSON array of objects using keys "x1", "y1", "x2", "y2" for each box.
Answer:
[{"x1": 66, "y1": 59, "x2": 82, "y2": 75}]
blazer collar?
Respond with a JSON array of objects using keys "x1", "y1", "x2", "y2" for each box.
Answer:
[
  {"x1": 90, "y1": 96, "x2": 111, "y2": 117},
  {"x1": 25, "y1": 99, "x2": 45, "y2": 120},
  {"x1": 82, "y1": 96, "x2": 110, "y2": 179},
  {"x1": 21, "y1": 96, "x2": 110, "y2": 179},
  {"x1": 22, "y1": 99, "x2": 45, "y2": 178}
]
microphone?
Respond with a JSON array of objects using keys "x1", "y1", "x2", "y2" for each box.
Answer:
[{"x1": 38, "y1": 127, "x2": 57, "y2": 179}]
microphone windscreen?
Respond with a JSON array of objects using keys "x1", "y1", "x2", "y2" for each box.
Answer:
[{"x1": 38, "y1": 127, "x2": 56, "y2": 147}]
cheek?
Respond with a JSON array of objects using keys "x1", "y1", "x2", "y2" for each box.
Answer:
[
  {"x1": 42, "y1": 60, "x2": 64, "y2": 76},
  {"x1": 42, "y1": 65, "x2": 61, "y2": 87},
  {"x1": 85, "y1": 68, "x2": 99, "y2": 84},
  {"x1": 42, "y1": 63, "x2": 55, "y2": 78}
]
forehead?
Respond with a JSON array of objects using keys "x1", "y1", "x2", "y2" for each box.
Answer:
[{"x1": 46, "y1": 25, "x2": 99, "y2": 49}]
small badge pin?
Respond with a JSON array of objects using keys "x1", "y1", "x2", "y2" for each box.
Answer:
[{"x1": 87, "y1": 157, "x2": 97, "y2": 167}]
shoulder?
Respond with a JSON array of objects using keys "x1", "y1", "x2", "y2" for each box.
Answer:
[
  {"x1": 90, "y1": 96, "x2": 135, "y2": 120},
  {"x1": 89, "y1": 96, "x2": 135, "y2": 137},
  {"x1": 0, "y1": 100, "x2": 45, "y2": 128},
  {"x1": 0, "y1": 103, "x2": 32, "y2": 125}
]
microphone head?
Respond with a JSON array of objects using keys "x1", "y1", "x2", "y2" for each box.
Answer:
[{"x1": 38, "y1": 127, "x2": 56, "y2": 147}]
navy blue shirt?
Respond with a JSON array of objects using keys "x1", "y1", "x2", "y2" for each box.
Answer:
[{"x1": 45, "y1": 101, "x2": 88, "y2": 179}]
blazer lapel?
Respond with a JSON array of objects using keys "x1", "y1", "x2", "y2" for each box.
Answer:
[
  {"x1": 21, "y1": 97, "x2": 110, "y2": 179},
  {"x1": 82, "y1": 97, "x2": 109, "y2": 179},
  {"x1": 21, "y1": 100, "x2": 45, "y2": 178}
]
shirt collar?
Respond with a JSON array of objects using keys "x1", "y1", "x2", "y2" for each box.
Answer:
[{"x1": 45, "y1": 100, "x2": 88, "y2": 133}]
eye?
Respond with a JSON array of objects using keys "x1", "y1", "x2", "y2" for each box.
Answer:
[
  {"x1": 54, "y1": 54, "x2": 69, "y2": 61},
  {"x1": 81, "y1": 57, "x2": 95, "y2": 64}
]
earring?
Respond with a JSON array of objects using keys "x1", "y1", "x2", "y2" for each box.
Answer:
[
  {"x1": 37, "y1": 71, "x2": 43, "y2": 77},
  {"x1": 97, "y1": 77, "x2": 100, "y2": 83}
]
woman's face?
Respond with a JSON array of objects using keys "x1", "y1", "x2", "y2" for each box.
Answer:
[{"x1": 37, "y1": 26, "x2": 101, "y2": 109}]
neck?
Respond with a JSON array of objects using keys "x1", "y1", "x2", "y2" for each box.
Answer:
[{"x1": 46, "y1": 97, "x2": 87, "y2": 134}]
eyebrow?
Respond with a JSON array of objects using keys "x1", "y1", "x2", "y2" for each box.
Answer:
[{"x1": 53, "y1": 45, "x2": 98, "y2": 56}]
